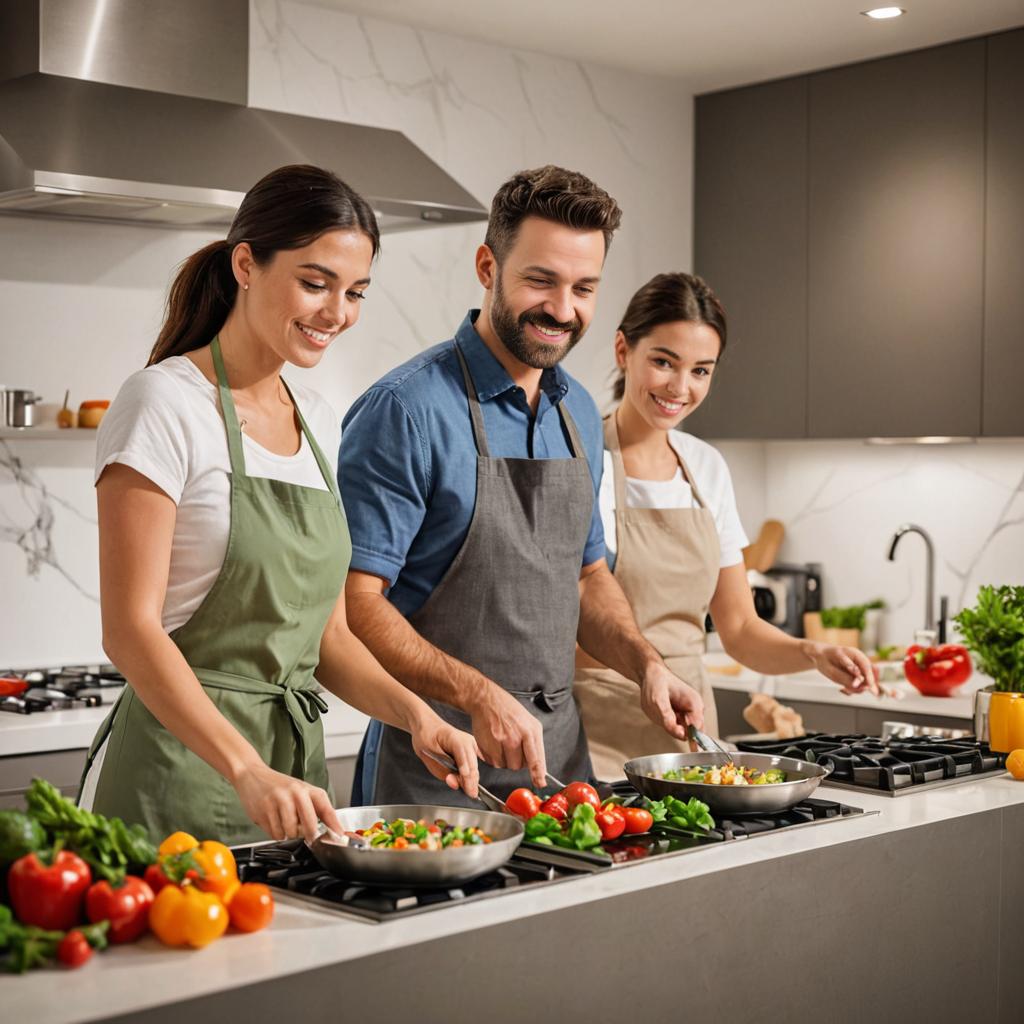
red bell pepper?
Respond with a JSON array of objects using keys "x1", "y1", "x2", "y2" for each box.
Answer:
[
  {"x1": 595, "y1": 804, "x2": 626, "y2": 842},
  {"x1": 85, "y1": 876, "x2": 155, "y2": 943},
  {"x1": 8, "y1": 850, "x2": 92, "y2": 931},
  {"x1": 903, "y1": 644, "x2": 973, "y2": 696}
]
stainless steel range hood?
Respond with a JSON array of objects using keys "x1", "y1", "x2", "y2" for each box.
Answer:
[{"x1": 0, "y1": 0, "x2": 487, "y2": 232}]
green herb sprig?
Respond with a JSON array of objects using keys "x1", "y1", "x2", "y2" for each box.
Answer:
[{"x1": 953, "y1": 585, "x2": 1024, "y2": 692}]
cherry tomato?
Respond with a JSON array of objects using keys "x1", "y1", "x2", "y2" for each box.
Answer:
[
  {"x1": 57, "y1": 930, "x2": 93, "y2": 969},
  {"x1": 618, "y1": 806, "x2": 654, "y2": 835},
  {"x1": 228, "y1": 883, "x2": 275, "y2": 933},
  {"x1": 505, "y1": 788, "x2": 542, "y2": 819},
  {"x1": 561, "y1": 782, "x2": 601, "y2": 811},
  {"x1": 539, "y1": 793, "x2": 570, "y2": 821},
  {"x1": 595, "y1": 805, "x2": 626, "y2": 841}
]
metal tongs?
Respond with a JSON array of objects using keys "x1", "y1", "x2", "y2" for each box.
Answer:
[
  {"x1": 422, "y1": 751, "x2": 567, "y2": 816},
  {"x1": 687, "y1": 723, "x2": 732, "y2": 765}
]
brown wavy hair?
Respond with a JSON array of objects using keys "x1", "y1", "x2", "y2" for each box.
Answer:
[
  {"x1": 148, "y1": 165, "x2": 380, "y2": 365},
  {"x1": 612, "y1": 273, "x2": 727, "y2": 401},
  {"x1": 484, "y1": 165, "x2": 622, "y2": 263}
]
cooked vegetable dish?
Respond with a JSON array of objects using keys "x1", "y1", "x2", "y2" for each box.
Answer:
[
  {"x1": 658, "y1": 763, "x2": 788, "y2": 786},
  {"x1": 357, "y1": 818, "x2": 495, "y2": 850}
]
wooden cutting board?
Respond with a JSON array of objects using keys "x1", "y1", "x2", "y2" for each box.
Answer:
[{"x1": 742, "y1": 519, "x2": 785, "y2": 572}]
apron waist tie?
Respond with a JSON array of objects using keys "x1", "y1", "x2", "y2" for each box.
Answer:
[{"x1": 193, "y1": 668, "x2": 328, "y2": 770}]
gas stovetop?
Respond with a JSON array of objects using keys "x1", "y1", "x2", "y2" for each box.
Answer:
[
  {"x1": 0, "y1": 664, "x2": 125, "y2": 714},
  {"x1": 232, "y1": 789, "x2": 872, "y2": 923},
  {"x1": 736, "y1": 732, "x2": 1007, "y2": 795}
]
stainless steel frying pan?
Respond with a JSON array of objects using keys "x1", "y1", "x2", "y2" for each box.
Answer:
[
  {"x1": 624, "y1": 752, "x2": 831, "y2": 816},
  {"x1": 307, "y1": 804, "x2": 524, "y2": 887}
]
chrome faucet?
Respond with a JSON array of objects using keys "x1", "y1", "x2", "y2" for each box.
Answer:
[{"x1": 887, "y1": 523, "x2": 935, "y2": 632}]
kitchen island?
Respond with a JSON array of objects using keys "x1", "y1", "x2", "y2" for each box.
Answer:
[{"x1": 4, "y1": 774, "x2": 1022, "y2": 1024}]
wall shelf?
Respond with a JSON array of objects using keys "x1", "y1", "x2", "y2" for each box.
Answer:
[{"x1": 0, "y1": 428, "x2": 98, "y2": 440}]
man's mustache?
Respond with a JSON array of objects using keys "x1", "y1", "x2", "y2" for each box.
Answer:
[{"x1": 520, "y1": 310, "x2": 581, "y2": 334}]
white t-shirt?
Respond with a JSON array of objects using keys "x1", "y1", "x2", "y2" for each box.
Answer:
[
  {"x1": 600, "y1": 430, "x2": 749, "y2": 570},
  {"x1": 95, "y1": 356, "x2": 341, "y2": 633}
]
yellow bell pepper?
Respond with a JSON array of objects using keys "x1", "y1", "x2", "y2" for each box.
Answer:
[
  {"x1": 149, "y1": 884, "x2": 228, "y2": 948},
  {"x1": 158, "y1": 831, "x2": 199, "y2": 858}
]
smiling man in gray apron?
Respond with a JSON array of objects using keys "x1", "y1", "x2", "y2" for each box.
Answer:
[{"x1": 339, "y1": 166, "x2": 706, "y2": 805}]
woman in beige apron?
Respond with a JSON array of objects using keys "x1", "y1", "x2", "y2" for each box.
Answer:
[
  {"x1": 81, "y1": 166, "x2": 479, "y2": 844},
  {"x1": 575, "y1": 273, "x2": 879, "y2": 781}
]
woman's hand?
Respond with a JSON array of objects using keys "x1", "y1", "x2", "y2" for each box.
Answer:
[
  {"x1": 231, "y1": 761, "x2": 343, "y2": 843},
  {"x1": 803, "y1": 642, "x2": 880, "y2": 696},
  {"x1": 409, "y1": 714, "x2": 482, "y2": 799}
]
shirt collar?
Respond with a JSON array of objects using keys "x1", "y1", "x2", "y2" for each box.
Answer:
[{"x1": 454, "y1": 310, "x2": 571, "y2": 406}]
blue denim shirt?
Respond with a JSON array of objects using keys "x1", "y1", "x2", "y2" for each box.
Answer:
[{"x1": 337, "y1": 310, "x2": 606, "y2": 617}]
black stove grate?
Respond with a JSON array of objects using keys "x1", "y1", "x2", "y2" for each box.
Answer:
[
  {"x1": 736, "y1": 733, "x2": 1006, "y2": 793},
  {"x1": 232, "y1": 794, "x2": 869, "y2": 922}
]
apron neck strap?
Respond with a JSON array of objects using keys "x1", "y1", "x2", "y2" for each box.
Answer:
[
  {"x1": 454, "y1": 340, "x2": 587, "y2": 461},
  {"x1": 453, "y1": 341, "x2": 491, "y2": 457},
  {"x1": 605, "y1": 411, "x2": 710, "y2": 510},
  {"x1": 211, "y1": 336, "x2": 247, "y2": 477},
  {"x1": 210, "y1": 336, "x2": 339, "y2": 500}
]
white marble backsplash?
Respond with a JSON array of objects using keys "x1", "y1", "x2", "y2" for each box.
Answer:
[
  {"x1": 717, "y1": 438, "x2": 1024, "y2": 650},
  {"x1": 0, "y1": 0, "x2": 693, "y2": 666}
]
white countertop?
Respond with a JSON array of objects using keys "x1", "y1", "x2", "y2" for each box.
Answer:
[
  {"x1": 0, "y1": 690, "x2": 368, "y2": 759},
  {"x1": 705, "y1": 653, "x2": 984, "y2": 722},
  {"x1": 4, "y1": 771, "x2": 1023, "y2": 1024}
]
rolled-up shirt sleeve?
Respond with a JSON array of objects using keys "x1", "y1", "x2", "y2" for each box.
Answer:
[{"x1": 338, "y1": 388, "x2": 429, "y2": 586}]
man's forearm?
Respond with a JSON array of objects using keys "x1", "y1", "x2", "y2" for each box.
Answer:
[
  {"x1": 345, "y1": 589, "x2": 489, "y2": 711},
  {"x1": 577, "y1": 563, "x2": 662, "y2": 684}
]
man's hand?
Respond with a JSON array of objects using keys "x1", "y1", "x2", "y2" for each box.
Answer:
[
  {"x1": 467, "y1": 683, "x2": 547, "y2": 790},
  {"x1": 639, "y1": 662, "x2": 705, "y2": 740}
]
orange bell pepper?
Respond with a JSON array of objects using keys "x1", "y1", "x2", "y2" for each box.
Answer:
[
  {"x1": 149, "y1": 885, "x2": 228, "y2": 948},
  {"x1": 191, "y1": 841, "x2": 238, "y2": 902}
]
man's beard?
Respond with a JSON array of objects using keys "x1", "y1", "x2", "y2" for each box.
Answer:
[{"x1": 490, "y1": 275, "x2": 584, "y2": 370}]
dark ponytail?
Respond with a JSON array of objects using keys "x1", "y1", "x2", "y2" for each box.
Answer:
[
  {"x1": 148, "y1": 165, "x2": 380, "y2": 365},
  {"x1": 612, "y1": 272, "x2": 727, "y2": 401}
]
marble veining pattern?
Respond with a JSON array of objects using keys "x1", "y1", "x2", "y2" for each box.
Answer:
[{"x1": 0, "y1": 441, "x2": 98, "y2": 601}]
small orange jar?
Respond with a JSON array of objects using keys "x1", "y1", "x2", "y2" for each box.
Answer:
[
  {"x1": 77, "y1": 400, "x2": 110, "y2": 428},
  {"x1": 988, "y1": 690, "x2": 1024, "y2": 754}
]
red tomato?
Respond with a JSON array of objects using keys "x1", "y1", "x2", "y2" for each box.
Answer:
[
  {"x1": 143, "y1": 862, "x2": 176, "y2": 894},
  {"x1": 57, "y1": 930, "x2": 93, "y2": 969},
  {"x1": 505, "y1": 788, "x2": 542, "y2": 819},
  {"x1": 618, "y1": 805, "x2": 654, "y2": 835},
  {"x1": 561, "y1": 782, "x2": 601, "y2": 811},
  {"x1": 85, "y1": 876, "x2": 155, "y2": 944},
  {"x1": 595, "y1": 805, "x2": 626, "y2": 841},
  {"x1": 228, "y1": 883, "x2": 275, "y2": 933},
  {"x1": 539, "y1": 793, "x2": 570, "y2": 821}
]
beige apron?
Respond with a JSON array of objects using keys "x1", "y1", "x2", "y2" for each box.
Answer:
[{"x1": 574, "y1": 414, "x2": 721, "y2": 781}]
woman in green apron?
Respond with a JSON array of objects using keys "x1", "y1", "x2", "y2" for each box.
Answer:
[
  {"x1": 80, "y1": 165, "x2": 480, "y2": 845},
  {"x1": 574, "y1": 273, "x2": 879, "y2": 779}
]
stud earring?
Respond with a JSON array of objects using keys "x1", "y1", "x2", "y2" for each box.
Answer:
[{"x1": 243, "y1": 283, "x2": 249, "y2": 291}]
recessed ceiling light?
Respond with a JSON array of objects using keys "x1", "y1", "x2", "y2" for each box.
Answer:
[{"x1": 862, "y1": 7, "x2": 906, "y2": 18}]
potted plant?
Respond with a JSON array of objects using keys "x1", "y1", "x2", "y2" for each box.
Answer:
[
  {"x1": 804, "y1": 599, "x2": 885, "y2": 651},
  {"x1": 953, "y1": 585, "x2": 1024, "y2": 753}
]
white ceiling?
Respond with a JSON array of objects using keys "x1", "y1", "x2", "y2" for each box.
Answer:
[{"x1": 300, "y1": 0, "x2": 1024, "y2": 91}]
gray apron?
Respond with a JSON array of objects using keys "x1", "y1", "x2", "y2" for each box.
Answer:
[{"x1": 370, "y1": 341, "x2": 595, "y2": 805}]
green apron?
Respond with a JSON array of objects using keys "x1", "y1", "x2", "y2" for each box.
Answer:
[{"x1": 82, "y1": 337, "x2": 350, "y2": 844}]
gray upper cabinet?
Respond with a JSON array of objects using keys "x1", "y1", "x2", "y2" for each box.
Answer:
[
  {"x1": 688, "y1": 77, "x2": 808, "y2": 440},
  {"x1": 983, "y1": 29, "x2": 1024, "y2": 436},
  {"x1": 806, "y1": 41, "x2": 986, "y2": 438}
]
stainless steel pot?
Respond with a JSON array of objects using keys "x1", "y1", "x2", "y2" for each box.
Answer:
[
  {"x1": 973, "y1": 687, "x2": 993, "y2": 743},
  {"x1": 624, "y1": 752, "x2": 831, "y2": 816},
  {"x1": 4, "y1": 389, "x2": 42, "y2": 427},
  {"x1": 307, "y1": 804, "x2": 524, "y2": 887}
]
